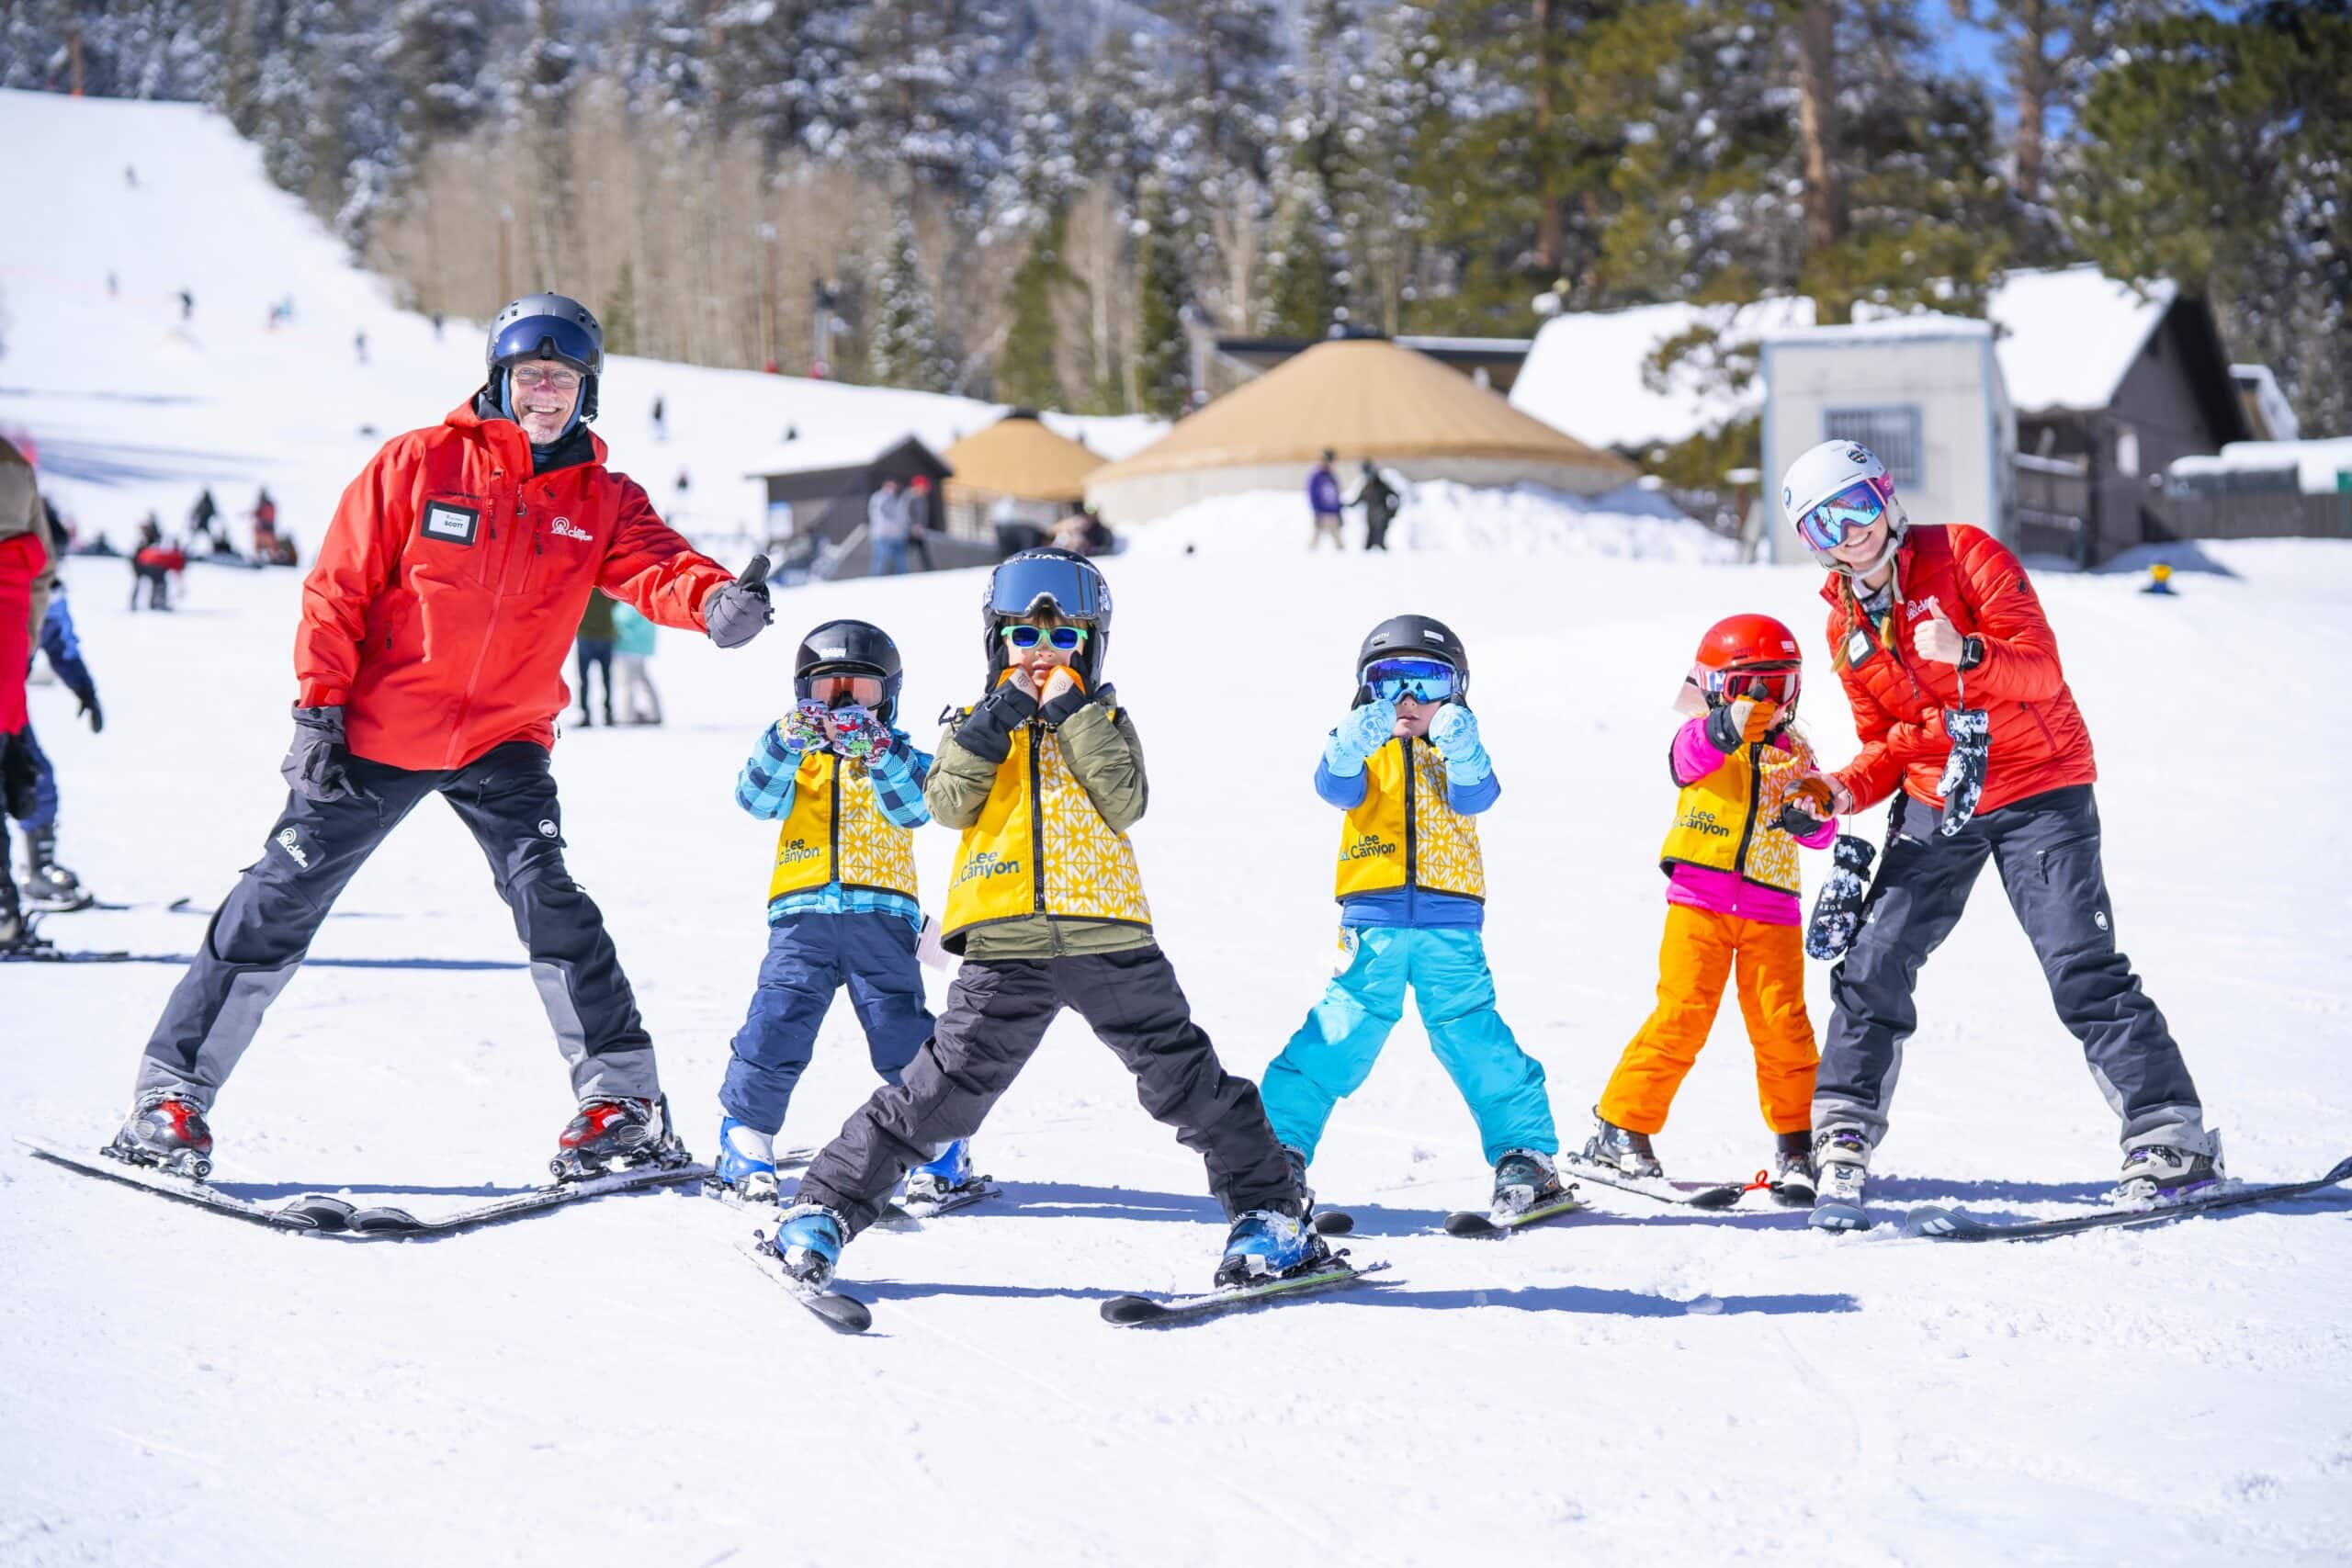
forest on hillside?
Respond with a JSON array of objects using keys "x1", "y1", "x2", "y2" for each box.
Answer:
[{"x1": 4, "y1": 0, "x2": 2345, "y2": 447}]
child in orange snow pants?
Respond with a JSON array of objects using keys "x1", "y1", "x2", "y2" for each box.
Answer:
[{"x1": 1584, "y1": 615, "x2": 1838, "y2": 1191}]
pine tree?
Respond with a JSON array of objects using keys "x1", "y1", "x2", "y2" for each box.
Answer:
[
  {"x1": 867, "y1": 208, "x2": 957, "y2": 393},
  {"x1": 998, "y1": 209, "x2": 1072, "y2": 409},
  {"x1": 1262, "y1": 171, "x2": 1343, "y2": 338}
]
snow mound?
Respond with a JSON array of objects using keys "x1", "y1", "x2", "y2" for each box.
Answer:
[{"x1": 1122, "y1": 479, "x2": 1737, "y2": 562}]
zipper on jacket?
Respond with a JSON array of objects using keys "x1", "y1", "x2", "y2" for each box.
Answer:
[
  {"x1": 1732, "y1": 740, "x2": 1764, "y2": 878},
  {"x1": 2021, "y1": 699, "x2": 2056, "y2": 749},
  {"x1": 1028, "y1": 723, "x2": 1046, "y2": 914},
  {"x1": 1400, "y1": 736, "x2": 1419, "y2": 891},
  {"x1": 828, "y1": 755, "x2": 842, "y2": 889}
]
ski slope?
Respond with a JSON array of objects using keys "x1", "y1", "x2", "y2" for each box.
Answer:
[{"x1": 6, "y1": 89, "x2": 2352, "y2": 1568}]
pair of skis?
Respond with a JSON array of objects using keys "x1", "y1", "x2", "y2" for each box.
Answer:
[{"x1": 17, "y1": 1136, "x2": 708, "y2": 1237}]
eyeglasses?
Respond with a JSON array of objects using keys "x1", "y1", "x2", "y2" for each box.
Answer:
[
  {"x1": 1794, "y1": 478, "x2": 1891, "y2": 551},
  {"x1": 509, "y1": 365, "x2": 582, "y2": 393},
  {"x1": 1363, "y1": 657, "x2": 1459, "y2": 705},
  {"x1": 802, "y1": 673, "x2": 886, "y2": 707},
  {"x1": 1001, "y1": 624, "x2": 1088, "y2": 651},
  {"x1": 1707, "y1": 666, "x2": 1801, "y2": 707}
]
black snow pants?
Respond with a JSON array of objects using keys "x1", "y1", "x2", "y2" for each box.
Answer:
[
  {"x1": 796, "y1": 945, "x2": 1302, "y2": 1235},
  {"x1": 135, "y1": 741, "x2": 658, "y2": 1109},
  {"x1": 1814, "y1": 784, "x2": 2208, "y2": 1156}
]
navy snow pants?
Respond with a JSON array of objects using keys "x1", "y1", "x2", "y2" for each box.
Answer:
[
  {"x1": 135, "y1": 741, "x2": 658, "y2": 1108},
  {"x1": 719, "y1": 911, "x2": 933, "y2": 1134},
  {"x1": 1814, "y1": 784, "x2": 2208, "y2": 1156}
]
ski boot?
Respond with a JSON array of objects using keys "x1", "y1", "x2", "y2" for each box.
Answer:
[
  {"x1": 1584, "y1": 1113, "x2": 1664, "y2": 1179},
  {"x1": 1214, "y1": 1203, "x2": 1328, "y2": 1290},
  {"x1": 22, "y1": 827, "x2": 93, "y2": 912},
  {"x1": 712, "y1": 1115, "x2": 779, "y2": 1203},
  {"x1": 2111, "y1": 1140, "x2": 2224, "y2": 1204},
  {"x1": 1768, "y1": 1129, "x2": 1815, "y2": 1202},
  {"x1": 1491, "y1": 1148, "x2": 1566, "y2": 1217},
  {"x1": 551, "y1": 1095, "x2": 686, "y2": 1180},
  {"x1": 903, "y1": 1138, "x2": 975, "y2": 1206},
  {"x1": 108, "y1": 1089, "x2": 214, "y2": 1179},
  {"x1": 1809, "y1": 1127, "x2": 1871, "y2": 1231},
  {"x1": 768, "y1": 1201, "x2": 847, "y2": 1290}
]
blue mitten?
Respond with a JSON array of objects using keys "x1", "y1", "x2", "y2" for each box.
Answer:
[
  {"x1": 1426, "y1": 703, "x2": 1491, "y2": 787},
  {"x1": 1325, "y1": 698, "x2": 1397, "y2": 777}
]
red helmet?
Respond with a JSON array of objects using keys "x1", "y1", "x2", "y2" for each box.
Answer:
[{"x1": 1690, "y1": 613, "x2": 1803, "y2": 711}]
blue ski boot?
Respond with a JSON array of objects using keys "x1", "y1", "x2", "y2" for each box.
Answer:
[
  {"x1": 1215, "y1": 1205, "x2": 1327, "y2": 1290},
  {"x1": 770, "y1": 1202, "x2": 846, "y2": 1290},
  {"x1": 714, "y1": 1116, "x2": 779, "y2": 1202},
  {"x1": 904, "y1": 1138, "x2": 973, "y2": 1205}
]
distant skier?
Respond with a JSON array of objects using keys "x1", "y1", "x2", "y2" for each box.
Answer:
[
  {"x1": 650, "y1": 395, "x2": 666, "y2": 442},
  {"x1": 354, "y1": 329, "x2": 368, "y2": 365},
  {"x1": 1259, "y1": 615, "x2": 1566, "y2": 1220},
  {"x1": 712, "y1": 620, "x2": 961, "y2": 1205},
  {"x1": 177, "y1": 288, "x2": 193, "y2": 321},
  {"x1": 1351, "y1": 460, "x2": 1398, "y2": 552},
  {"x1": 1307, "y1": 450, "x2": 1343, "y2": 550},
  {"x1": 107, "y1": 293, "x2": 776, "y2": 1179},
  {"x1": 1779, "y1": 440, "x2": 2217, "y2": 1228},
  {"x1": 188, "y1": 486, "x2": 219, "y2": 545},
  {"x1": 763, "y1": 549, "x2": 1317, "y2": 1293},
  {"x1": 129, "y1": 514, "x2": 176, "y2": 611}
]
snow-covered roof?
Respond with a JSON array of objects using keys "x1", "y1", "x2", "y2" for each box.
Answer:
[
  {"x1": 1986, "y1": 265, "x2": 2176, "y2": 415},
  {"x1": 2232, "y1": 364, "x2": 2301, "y2": 442},
  {"x1": 1509, "y1": 298, "x2": 1815, "y2": 450},
  {"x1": 741, "y1": 431, "x2": 937, "y2": 479},
  {"x1": 2169, "y1": 438, "x2": 2352, "y2": 495},
  {"x1": 1765, "y1": 311, "x2": 1993, "y2": 346}
]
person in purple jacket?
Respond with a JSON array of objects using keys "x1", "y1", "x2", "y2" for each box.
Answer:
[
  {"x1": 1306, "y1": 450, "x2": 1344, "y2": 550},
  {"x1": 1582, "y1": 614, "x2": 1838, "y2": 1197}
]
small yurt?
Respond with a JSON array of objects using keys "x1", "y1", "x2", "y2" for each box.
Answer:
[
  {"x1": 1084, "y1": 337, "x2": 1634, "y2": 525},
  {"x1": 940, "y1": 411, "x2": 1104, "y2": 547}
]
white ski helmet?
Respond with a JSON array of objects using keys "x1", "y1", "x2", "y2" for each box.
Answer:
[{"x1": 1781, "y1": 439, "x2": 1909, "y2": 576}]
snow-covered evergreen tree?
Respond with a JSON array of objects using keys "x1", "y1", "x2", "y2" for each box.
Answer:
[{"x1": 867, "y1": 208, "x2": 958, "y2": 393}]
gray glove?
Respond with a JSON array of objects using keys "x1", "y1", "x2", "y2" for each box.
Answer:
[
  {"x1": 281, "y1": 704, "x2": 359, "y2": 805},
  {"x1": 705, "y1": 555, "x2": 775, "y2": 649}
]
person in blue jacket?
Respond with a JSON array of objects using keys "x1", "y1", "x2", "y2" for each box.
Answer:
[
  {"x1": 1257, "y1": 614, "x2": 1565, "y2": 1220},
  {"x1": 1307, "y1": 450, "x2": 1344, "y2": 550}
]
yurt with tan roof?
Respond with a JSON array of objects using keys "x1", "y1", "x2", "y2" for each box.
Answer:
[
  {"x1": 938, "y1": 411, "x2": 1105, "y2": 549},
  {"x1": 1084, "y1": 336, "x2": 1636, "y2": 525}
]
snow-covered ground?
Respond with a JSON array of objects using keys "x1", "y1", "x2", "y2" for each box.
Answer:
[{"x1": 7, "y1": 89, "x2": 2352, "y2": 1568}]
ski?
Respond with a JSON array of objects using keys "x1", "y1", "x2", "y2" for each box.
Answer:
[
  {"x1": 1560, "y1": 1153, "x2": 1747, "y2": 1209},
  {"x1": 1442, "y1": 1189, "x2": 1588, "y2": 1237},
  {"x1": 19, "y1": 1136, "x2": 707, "y2": 1239},
  {"x1": 1905, "y1": 1155, "x2": 2352, "y2": 1244},
  {"x1": 737, "y1": 1235, "x2": 873, "y2": 1333},
  {"x1": 1, "y1": 938, "x2": 136, "y2": 963},
  {"x1": 1101, "y1": 1258, "x2": 1389, "y2": 1327}
]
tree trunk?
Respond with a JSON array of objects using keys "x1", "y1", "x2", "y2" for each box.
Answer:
[
  {"x1": 1793, "y1": 0, "x2": 1848, "y2": 319},
  {"x1": 2013, "y1": 0, "x2": 2051, "y2": 206},
  {"x1": 1533, "y1": 0, "x2": 1561, "y2": 276}
]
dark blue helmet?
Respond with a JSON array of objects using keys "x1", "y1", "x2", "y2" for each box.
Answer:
[
  {"x1": 487, "y1": 293, "x2": 603, "y2": 433},
  {"x1": 983, "y1": 547, "x2": 1113, "y2": 685}
]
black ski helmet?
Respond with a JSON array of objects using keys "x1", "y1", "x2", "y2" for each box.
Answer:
[
  {"x1": 795, "y1": 618, "x2": 903, "y2": 724},
  {"x1": 982, "y1": 547, "x2": 1114, "y2": 685},
  {"x1": 487, "y1": 292, "x2": 605, "y2": 433},
  {"x1": 1353, "y1": 614, "x2": 1468, "y2": 706}
]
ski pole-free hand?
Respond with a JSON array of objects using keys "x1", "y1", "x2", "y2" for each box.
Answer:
[{"x1": 705, "y1": 555, "x2": 775, "y2": 649}]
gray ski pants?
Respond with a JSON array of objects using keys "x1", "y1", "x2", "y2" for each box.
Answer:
[
  {"x1": 797, "y1": 946, "x2": 1302, "y2": 1235},
  {"x1": 134, "y1": 741, "x2": 658, "y2": 1109},
  {"x1": 1815, "y1": 784, "x2": 2207, "y2": 1156}
]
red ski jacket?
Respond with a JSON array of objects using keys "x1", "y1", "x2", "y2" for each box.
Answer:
[
  {"x1": 0, "y1": 530, "x2": 42, "y2": 734},
  {"x1": 294, "y1": 401, "x2": 733, "y2": 772},
  {"x1": 1822, "y1": 524, "x2": 2097, "y2": 818}
]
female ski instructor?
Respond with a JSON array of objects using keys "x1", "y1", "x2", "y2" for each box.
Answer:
[
  {"x1": 1780, "y1": 440, "x2": 2216, "y2": 1229},
  {"x1": 109, "y1": 294, "x2": 776, "y2": 1179}
]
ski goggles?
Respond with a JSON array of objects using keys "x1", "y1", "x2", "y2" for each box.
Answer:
[
  {"x1": 1001, "y1": 624, "x2": 1088, "y2": 651},
  {"x1": 799, "y1": 672, "x2": 888, "y2": 707},
  {"x1": 1705, "y1": 665, "x2": 1801, "y2": 707},
  {"x1": 1793, "y1": 477, "x2": 1894, "y2": 552},
  {"x1": 1363, "y1": 657, "x2": 1460, "y2": 705},
  {"x1": 491, "y1": 314, "x2": 601, "y2": 375},
  {"x1": 990, "y1": 553, "x2": 1111, "y2": 621}
]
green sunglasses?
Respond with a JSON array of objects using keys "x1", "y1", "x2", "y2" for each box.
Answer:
[{"x1": 1001, "y1": 624, "x2": 1089, "y2": 650}]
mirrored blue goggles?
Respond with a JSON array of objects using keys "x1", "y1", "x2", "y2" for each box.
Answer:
[
  {"x1": 1363, "y1": 657, "x2": 1459, "y2": 704},
  {"x1": 492, "y1": 316, "x2": 600, "y2": 375},
  {"x1": 1795, "y1": 478, "x2": 1891, "y2": 551},
  {"x1": 1001, "y1": 624, "x2": 1088, "y2": 651}
]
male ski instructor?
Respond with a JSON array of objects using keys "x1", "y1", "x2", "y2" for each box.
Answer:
[
  {"x1": 109, "y1": 294, "x2": 776, "y2": 1179},
  {"x1": 1780, "y1": 439, "x2": 2216, "y2": 1229}
]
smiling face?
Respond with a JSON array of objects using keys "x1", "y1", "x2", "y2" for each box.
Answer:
[
  {"x1": 1828, "y1": 510, "x2": 1894, "y2": 585},
  {"x1": 507, "y1": 356, "x2": 583, "y2": 444}
]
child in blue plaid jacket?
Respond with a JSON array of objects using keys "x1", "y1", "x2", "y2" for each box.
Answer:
[{"x1": 714, "y1": 619, "x2": 966, "y2": 1201}]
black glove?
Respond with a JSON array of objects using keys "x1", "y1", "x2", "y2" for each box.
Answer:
[
  {"x1": 1804, "y1": 834, "x2": 1878, "y2": 962},
  {"x1": 1776, "y1": 803, "x2": 1826, "y2": 837},
  {"x1": 281, "y1": 703, "x2": 359, "y2": 805},
  {"x1": 703, "y1": 555, "x2": 775, "y2": 649},
  {"x1": 952, "y1": 682, "x2": 1039, "y2": 763},
  {"x1": 76, "y1": 687, "x2": 103, "y2": 734}
]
